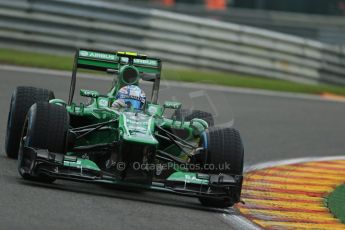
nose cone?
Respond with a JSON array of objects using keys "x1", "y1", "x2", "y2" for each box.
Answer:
[{"x1": 121, "y1": 112, "x2": 158, "y2": 145}]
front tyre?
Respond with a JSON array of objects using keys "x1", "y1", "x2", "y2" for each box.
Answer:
[
  {"x1": 5, "y1": 86, "x2": 54, "y2": 158},
  {"x1": 203, "y1": 127, "x2": 244, "y2": 175},
  {"x1": 199, "y1": 127, "x2": 244, "y2": 208},
  {"x1": 18, "y1": 102, "x2": 68, "y2": 183}
]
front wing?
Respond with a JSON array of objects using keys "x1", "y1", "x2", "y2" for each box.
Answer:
[{"x1": 21, "y1": 147, "x2": 243, "y2": 201}]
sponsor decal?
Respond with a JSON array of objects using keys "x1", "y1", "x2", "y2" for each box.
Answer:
[
  {"x1": 79, "y1": 50, "x2": 117, "y2": 61},
  {"x1": 148, "y1": 106, "x2": 158, "y2": 115},
  {"x1": 120, "y1": 57, "x2": 158, "y2": 66},
  {"x1": 98, "y1": 98, "x2": 108, "y2": 107},
  {"x1": 81, "y1": 90, "x2": 99, "y2": 98},
  {"x1": 164, "y1": 101, "x2": 181, "y2": 109},
  {"x1": 134, "y1": 59, "x2": 158, "y2": 66}
]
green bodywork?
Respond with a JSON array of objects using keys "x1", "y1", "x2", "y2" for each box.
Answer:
[{"x1": 49, "y1": 49, "x2": 210, "y2": 186}]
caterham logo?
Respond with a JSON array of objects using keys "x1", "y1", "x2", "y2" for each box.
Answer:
[
  {"x1": 134, "y1": 59, "x2": 157, "y2": 66},
  {"x1": 120, "y1": 57, "x2": 158, "y2": 66}
]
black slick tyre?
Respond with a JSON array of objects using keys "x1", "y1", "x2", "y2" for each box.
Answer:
[
  {"x1": 5, "y1": 86, "x2": 54, "y2": 158},
  {"x1": 18, "y1": 102, "x2": 68, "y2": 183}
]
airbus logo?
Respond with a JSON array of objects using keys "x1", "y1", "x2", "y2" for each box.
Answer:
[{"x1": 79, "y1": 50, "x2": 116, "y2": 60}]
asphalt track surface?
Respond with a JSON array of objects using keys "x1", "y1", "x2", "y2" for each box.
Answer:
[{"x1": 0, "y1": 67, "x2": 344, "y2": 230}]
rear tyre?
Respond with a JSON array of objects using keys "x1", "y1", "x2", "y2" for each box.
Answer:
[
  {"x1": 173, "y1": 109, "x2": 214, "y2": 126},
  {"x1": 18, "y1": 102, "x2": 68, "y2": 183},
  {"x1": 5, "y1": 86, "x2": 55, "y2": 159},
  {"x1": 199, "y1": 127, "x2": 244, "y2": 208}
]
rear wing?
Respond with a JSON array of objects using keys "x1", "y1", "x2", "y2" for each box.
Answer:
[
  {"x1": 68, "y1": 48, "x2": 162, "y2": 105},
  {"x1": 76, "y1": 49, "x2": 161, "y2": 75}
]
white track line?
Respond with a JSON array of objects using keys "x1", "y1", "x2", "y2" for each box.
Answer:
[
  {"x1": 244, "y1": 156, "x2": 345, "y2": 172},
  {"x1": 221, "y1": 213, "x2": 262, "y2": 230},
  {"x1": 1, "y1": 64, "x2": 345, "y2": 103}
]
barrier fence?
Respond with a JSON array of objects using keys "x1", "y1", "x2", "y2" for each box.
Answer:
[{"x1": 0, "y1": 0, "x2": 344, "y2": 85}]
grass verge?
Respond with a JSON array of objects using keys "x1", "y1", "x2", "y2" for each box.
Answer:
[
  {"x1": 1, "y1": 48, "x2": 345, "y2": 96},
  {"x1": 327, "y1": 184, "x2": 345, "y2": 223}
]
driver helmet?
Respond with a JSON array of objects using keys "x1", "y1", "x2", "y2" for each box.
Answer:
[{"x1": 114, "y1": 85, "x2": 146, "y2": 110}]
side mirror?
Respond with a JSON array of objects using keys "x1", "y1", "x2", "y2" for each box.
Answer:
[
  {"x1": 80, "y1": 89, "x2": 100, "y2": 98},
  {"x1": 163, "y1": 101, "x2": 182, "y2": 110}
]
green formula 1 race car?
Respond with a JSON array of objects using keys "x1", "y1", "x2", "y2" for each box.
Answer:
[{"x1": 5, "y1": 49, "x2": 244, "y2": 208}]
